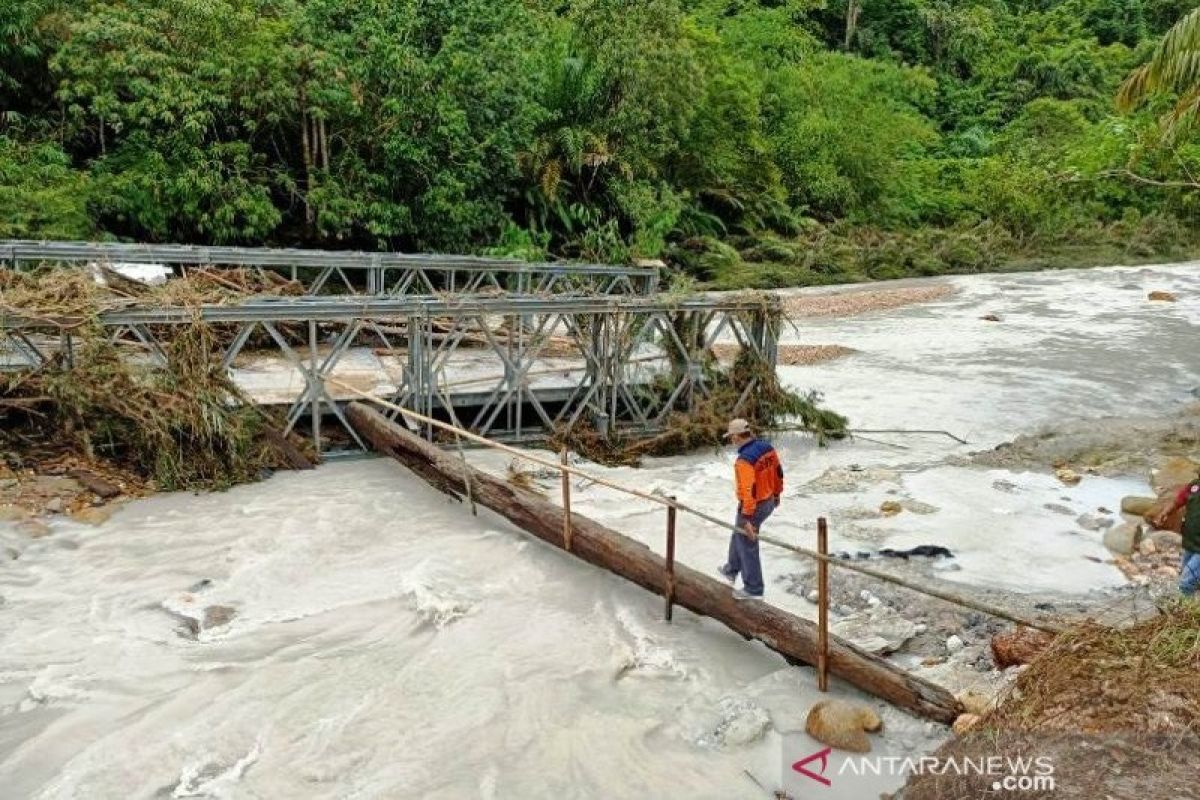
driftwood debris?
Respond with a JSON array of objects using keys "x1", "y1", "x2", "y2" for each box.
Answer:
[
  {"x1": 260, "y1": 426, "x2": 315, "y2": 471},
  {"x1": 347, "y1": 402, "x2": 963, "y2": 723}
]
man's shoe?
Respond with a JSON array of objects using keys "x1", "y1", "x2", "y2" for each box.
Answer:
[
  {"x1": 717, "y1": 565, "x2": 736, "y2": 585},
  {"x1": 732, "y1": 588, "x2": 762, "y2": 601}
]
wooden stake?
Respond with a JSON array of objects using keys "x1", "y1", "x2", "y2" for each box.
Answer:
[
  {"x1": 665, "y1": 496, "x2": 677, "y2": 622},
  {"x1": 818, "y1": 516, "x2": 830, "y2": 692},
  {"x1": 560, "y1": 447, "x2": 573, "y2": 551}
]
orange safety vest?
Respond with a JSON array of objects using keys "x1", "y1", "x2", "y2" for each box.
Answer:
[{"x1": 734, "y1": 439, "x2": 784, "y2": 517}]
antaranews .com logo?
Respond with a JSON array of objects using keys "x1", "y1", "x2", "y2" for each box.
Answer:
[{"x1": 783, "y1": 738, "x2": 1056, "y2": 797}]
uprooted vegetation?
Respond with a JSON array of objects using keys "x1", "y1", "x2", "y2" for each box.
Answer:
[
  {"x1": 2, "y1": 267, "x2": 311, "y2": 491},
  {"x1": 901, "y1": 602, "x2": 1200, "y2": 799},
  {"x1": 550, "y1": 304, "x2": 848, "y2": 466},
  {"x1": 4, "y1": 269, "x2": 840, "y2": 483}
]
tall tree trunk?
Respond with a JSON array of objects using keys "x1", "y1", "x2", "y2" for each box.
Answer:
[
  {"x1": 318, "y1": 116, "x2": 330, "y2": 171},
  {"x1": 299, "y1": 86, "x2": 316, "y2": 232},
  {"x1": 845, "y1": 0, "x2": 863, "y2": 50}
]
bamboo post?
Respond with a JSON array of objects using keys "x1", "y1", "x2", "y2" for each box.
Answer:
[
  {"x1": 817, "y1": 516, "x2": 830, "y2": 692},
  {"x1": 560, "y1": 447, "x2": 573, "y2": 552},
  {"x1": 665, "y1": 496, "x2": 677, "y2": 622}
]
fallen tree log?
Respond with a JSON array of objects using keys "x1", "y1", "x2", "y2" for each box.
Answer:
[{"x1": 347, "y1": 402, "x2": 963, "y2": 724}]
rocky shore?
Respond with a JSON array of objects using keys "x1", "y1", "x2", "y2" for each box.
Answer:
[{"x1": 0, "y1": 451, "x2": 142, "y2": 547}]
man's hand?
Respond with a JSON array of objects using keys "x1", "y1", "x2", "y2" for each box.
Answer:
[{"x1": 742, "y1": 521, "x2": 758, "y2": 541}]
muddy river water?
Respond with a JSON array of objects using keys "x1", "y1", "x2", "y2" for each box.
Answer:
[{"x1": 1, "y1": 263, "x2": 1197, "y2": 798}]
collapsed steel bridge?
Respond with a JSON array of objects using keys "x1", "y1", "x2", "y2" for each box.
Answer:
[
  {"x1": 0, "y1": 239, "x2": 659, "y2": 296},
  {"x1": 1, "y1": 295, "x2": 780, "y2": 455}
]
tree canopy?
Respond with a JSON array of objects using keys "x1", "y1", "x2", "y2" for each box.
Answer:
[{"x1": 2, "y1": 0, "x2": 1198, "y2": 284}]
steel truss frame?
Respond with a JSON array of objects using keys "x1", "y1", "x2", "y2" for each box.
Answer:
[
  {"x1": 1, "y1": 296, "x2": 779, "y2": 455},
  {"x1": 0, "y1": 240, "x2": 659, "y2": 297}
]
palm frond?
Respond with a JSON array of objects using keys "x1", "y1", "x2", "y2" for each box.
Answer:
[{"x1": 1118, "y1": 8, "x2": 1200, "y2": 110}]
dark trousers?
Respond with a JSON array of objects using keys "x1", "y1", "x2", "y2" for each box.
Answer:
[{"x1": 723, "y1": 498, "x2": 777, "y2": 596}]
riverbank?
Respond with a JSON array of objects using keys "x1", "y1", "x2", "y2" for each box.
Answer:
[{"x1": 673, "y1": 222, "x2": 1200, "y2": 291}]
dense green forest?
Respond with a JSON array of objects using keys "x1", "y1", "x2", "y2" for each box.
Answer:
[{"x1": 3, "y1": 0, "x2": 1199, "y2": 286}]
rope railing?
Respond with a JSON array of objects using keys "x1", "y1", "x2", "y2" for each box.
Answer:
[{"x1": 326, "y1": 377, "x2": 1064, "y2": 635}]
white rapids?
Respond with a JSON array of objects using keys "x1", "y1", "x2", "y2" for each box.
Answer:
[{"x1": 1, "y1": 262, "x2": 1198, "y2": 798}]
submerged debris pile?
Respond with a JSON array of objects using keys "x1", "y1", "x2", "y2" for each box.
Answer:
[
  {"x1": 553, "y1": 350, "x2": 848, "y2": 466},
  {"x1": 2, "y1": 268, "x2": 311, "y2": 492}
]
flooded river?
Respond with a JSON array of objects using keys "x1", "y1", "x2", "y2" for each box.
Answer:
[{"x1": 1, "y1": 263, "x2": 1197, "y2": 798}]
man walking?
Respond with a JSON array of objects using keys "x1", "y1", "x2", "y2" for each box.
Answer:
[
  {"x1": 718, "y1": 419, "x2": 784, "y2": 600},
  {"x1": 1153, "y1": 472, "x2": 1200, "y2": 597}
]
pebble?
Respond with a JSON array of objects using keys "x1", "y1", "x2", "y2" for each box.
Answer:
[
  {"x1": 946, "y1": 635, "x2": 965, "y2": 653},
  {"x1": 805, "y1": 589, "x2": 819, "y2": 604}
]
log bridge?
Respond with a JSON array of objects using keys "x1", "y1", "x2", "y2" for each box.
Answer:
[{"x1": 348, "y1": 402, "x2": 963, "y2": 724}]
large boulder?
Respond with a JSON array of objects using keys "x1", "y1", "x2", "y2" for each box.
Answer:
[
  {"x1": 1121, "y1": 496, "x2": 1157, "y2": 516},
  {"x1": 991, "y1": 627, "x2": 1057, "y2": 669},
  {"x1": 1150, "y1": 456, "x2": 1199, "y2": 496},
  {"x1": 805, "y1": 700, "x2": 883, "y2": 753},
  {"x1": 1103, "y1": 522, "x2": 1142, "y2": 555}
]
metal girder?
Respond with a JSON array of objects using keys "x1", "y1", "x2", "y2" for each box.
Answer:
[
  {"x1": 0, "y1": 239, "x2": 658, "y2": 296},
  {"x1": 0, "y1": 295, "x2": 771, "y2": 328},
  {"x1": 1, "y1": 294, "x2": 779, "y2": 455}
]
